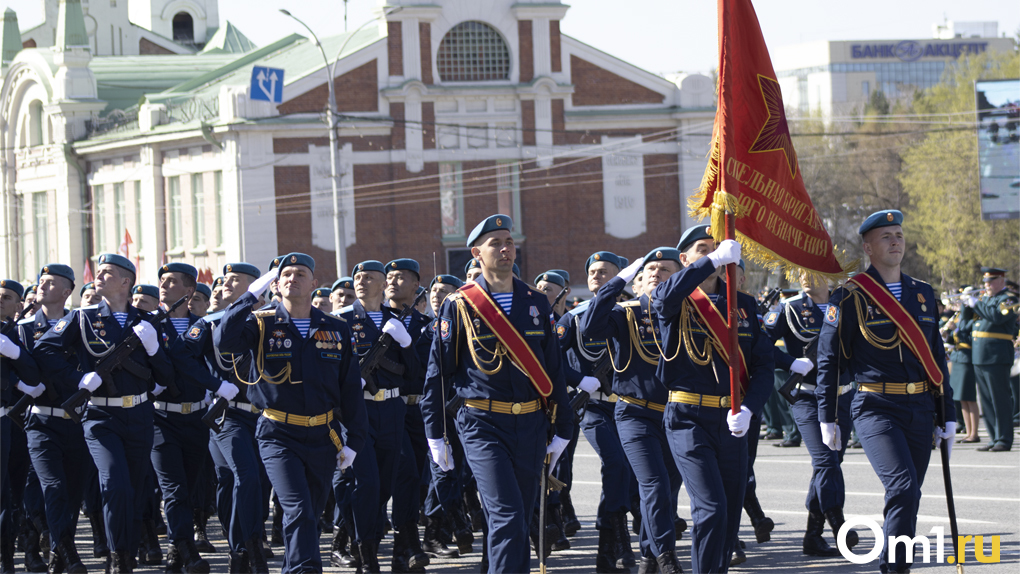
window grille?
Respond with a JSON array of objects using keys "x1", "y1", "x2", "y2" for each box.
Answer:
[{"x1": 437, "y1": 21, "x2": 511, "y2": 82}]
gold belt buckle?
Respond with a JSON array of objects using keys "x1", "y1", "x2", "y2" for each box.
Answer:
[
  {"x1": 307, "y1": 414, "x2": 319, "y2": 426},
  {"x1": 720, "y1": 396, "x2": 731, "y2": 408},
  {"x1": 511, "y1": 402, "x2": 522, "y2": 415},
  {"x1": 122, "y1": 396, "x2": 133, "y2": 408},
  {"x1": 181, "y1": 403, "x2": 192, "y2": 415},
  {"x1": 374, "y1": 390, "x2": 385, "y2": 401},
  {"x1": 905, "y1": 382, "x2": 916, "y2": 394}
]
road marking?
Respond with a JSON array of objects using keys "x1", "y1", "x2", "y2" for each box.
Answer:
[
  {"x1": 754, "y1": 458, "x2": 1017, "y2": 469},
  {"x1": 765, "y1": 488, "x2": 1020, "y2": 503},
  {"x1": 762, "y1": 510, "x2": 995, "y2": 525}
]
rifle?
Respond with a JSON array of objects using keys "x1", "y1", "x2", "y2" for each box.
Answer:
[
  {"x1": 359, "y1": 288, "x2": 429, "y2": 396},
  {"x1": 758, "y1": 287, "x2": 782, "y2": 316},
  {"x1": 551, "y1": 284, "x2": 568, "y2": 311},
  {"x1": 61, "y1": 296, "x2": 188, "y2": 423},
  {"x1": 936, "y1": 390, "x2": 964, "y2": 574},
  {"x1": 567, "y1": 350, "x2": 616, "y2": 420},
  {"x1": 778, "y1": 336, "x2": 818, "y2": 405},
  {"x1": 4, "y1": 304, "x2": 49, "y2": 429}
]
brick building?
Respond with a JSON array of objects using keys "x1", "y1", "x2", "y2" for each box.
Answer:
[{"x1": 1, "y1": 0, "x2": 715, "y2": 295}]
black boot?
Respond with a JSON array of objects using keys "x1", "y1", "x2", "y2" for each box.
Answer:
[
  {"x1": 47, "y1": 541, "x2": 65, "y2": 574},
  {"x1": 359, "y1": 540, "x2": 381, "y2": 574},
  {"x1": 637, "y1": 555, "x2": 658, "y2": 574},
  {"x1": 192, "y1": 512, "x2": 216, "y2": 554},
  {"x1": 450, "y1": 504, "x2": 475, "y2": 555},
  {"x1": 743, "y1": 494, "x2": 775, "y2": 543},
  {"x1": 729, "y1": 539, "x2": 746, "y2": 566},
  {"x1": 165, "y1": 544, "x2": 183, "y2": 573},
  {"x1": 139, "y1": 520, "x2": 162, "y2": 566},
  {"x1": 227, "y1": 549, "x2": 249, "y2": 574},
  {"x1": 56, "y1": 537, "x2": 86, "y2": 574},
  {"x1": 2, "y1": 527, "x2": 15, "y2": 574},
  {"x1": 422, "y1": 516, "x2": 458, "y2": 558},
  {"x1": 462, "y1": 483, "x2": 485, "y2": 533},
  {"x1": 109, "y1": 551, "x2": 132, "y2": 573},
  {"x1": 824, "y1": 507, "x2": 859, "y2": 549},
  {"x1": 478, "y1": 525, "x2": 488, "y2": 574},
  {"x1": 243, "y1": 537, "x2": 268, "y2": 574},
  {"x1": 175, "y1": 540, "x2": 210, "y2": 574},
  {"x1": 803, "y1": 511, "x2": 840, "y2": 557},
  {"x1": 630, "y1": 496, "x2": 642, "y2": 536},
  {"x1": 611, "y1": 511, "x2": 636, "y2": 569},
  {"x1": 401, "y1": 524, "x2": 430, "y2": 570},
  {"x1": 270, "y1": 504, "x2": 283, "y2": 547},
  {"x1": 89, "y1": 512, "x2": 109, "y2": 559},
  {"x1": 330, "y1": 526, "x2": 351, "y2": 568},
  {"x1": 390, "y1": 529, "x2": 411, "y2": 573},
  {"x1": 560, "y1": 491, "x2": 580, "y2": 537},
  {"x1": 595, "y1": 528, "x2": 628, "y2": 573},
  {"x1": 24, "y1": 521, "x2": 48, "y2": 573},
  {"x1": 347, "y1": 539, "x2": 362, "y2": 569},
  {"x1": 549, "y1": 505, "x2": 570, "y2": 551},
  {"x1": 655, "y1": 550, "x2": 683, "y2": 574},
  {"x1": 528, "y1": 512, "x2": 555, "y2": 562}
]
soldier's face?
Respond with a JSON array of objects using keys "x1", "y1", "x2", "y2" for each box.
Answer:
[
  {"x1": 385, "y1": 270, "x2": 419, "y2": 302},
  {"x1": 681, "y1": 240, "x2": 721, "y2": 281},
  {"x1": 862, "y1": 225, "x2": 904, "y2": 268},
  {"x1": 159, "y1": 272, "x2": 195, "y2": 306},
  {"x1": 984, "y1": 276, "x2": 1005, "y2": 295},
  {"x1": 311, "y1": 296, "x2": 331, "y2": 313},
  {"x1": 37, "y1": 275, "x2": 72, "y2": 306},
  {"x1": 331, "y1": 288, "x2": 356, "y2": 311},
  {"x1": 643, "y1": 260, "x2": 680, "y2": 292},
  {"x1": 354, "y1": 271, "x2": 385, "y2": 301},
  {"x1": 800, "y1": 273, "x2": 826, "y2": 297},
  {"x1": 0, "y1": 288, "x2": 19, "y2": 319},
  {"x1": 95, "y1": 264, "x2": 133, "y2": 298},
  {"x1": 536, "y1": 281, "x2": 566, "y2": 307},
  {"x1": 132, "y1": 294, "x2": 159, "y2": 312},
  {"x1": 466, "y1": 267, "x2": 482, "y2": 283},
  {"x1": 222, "y1": 272, "x2": 254, "y2": 302},
  {"x1": 80, "y1": 289, "x2": 100, "y2": 306},
  {"x1": 430, "y1": 283, "x2": 458, "y2": 315},
  {"x1": 470, "y1": 231, "x2": 515, "y2": 275},
  {"x1": 587, "y1": 262, "x2": 619, "y2": 294},
  {"x1": 278, "y1": 265, "x2": 316, "y2": 300},
  {"x1": 189, "y1": 293, "x2": 209, "y2": 317}
]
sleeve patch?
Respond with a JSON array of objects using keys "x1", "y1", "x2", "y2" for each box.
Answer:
[
  {"x1": 187, "y1": 325, "x2": 203, "y2": 340},
  {"x1": 556, "y1": 324, "x2": 567, "y2": 340},
  {"x1": 54, "y1": 319, "x2": 68, "y2": 333},
  {"x1": 764, "y1": 311, "x2": 779, "y2": 326},
  {"x1": 440, "y1": 319, "x2": 451, "y2": 340},
  {"x1": 825, "y1": 305, "x2": 839, "y2": 326}
]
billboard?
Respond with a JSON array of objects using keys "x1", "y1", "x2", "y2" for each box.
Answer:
[{"x1": 976, "y1": 79, "x2": 1020, "y2": 220}]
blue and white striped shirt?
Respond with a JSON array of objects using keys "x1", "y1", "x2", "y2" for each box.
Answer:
[
  {"x1": 886, "y1": 282, "x2": 901, "y2": 301},
  {"x1": 292, "y1": 318, "x2": 311, "y2": 338},
  {"x1": 492, "y1": 292, "x2": 512, "y2": 314}
]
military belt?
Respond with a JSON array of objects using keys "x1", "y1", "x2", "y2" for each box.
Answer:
[
  {"x1": 973, "y1": 331, "x2": 1013, "y2": 341},
  {"x1": 228, "y1": 401, "x2": 260, "y2": 413},
  {"x1": 957, "y1": 343, "x2": 971, "y2": 349},
  {"x1": 364, "y1": 388, "x2": 401, "y2": 402},
  {"x1": 262, "y1": 408, "x2": 334, "y2": 427},
  {"x1": 590, "y1": 391, "x2": 618, "y2": 403},
  {"x1": 403, "y1": 395, "x2": 421, "y2": 406},
  {"x1": 153, "y1": 400, "x2": 205, "y2": 415},
  {"x1": 464, "y1": 398, "x2": 541, "y2": 415},
  {"x1": 89, "y1": 393, "x2": 149, "y2": 408},
  {"x1": 619, "y1": 395, "x2": 665, "y2": 412},
  {"x1": 797, "y1": 383, "x2": 853, "y2": 396},
  {"x1": 30, "y1": 406, "x2": 70, "y2": 419},
  {"x1": 858, "y1": 381, "x2": 929, "y2": 395},
  {"x1": 668, "y1": 391, "x2": 731, "y2": 408}
]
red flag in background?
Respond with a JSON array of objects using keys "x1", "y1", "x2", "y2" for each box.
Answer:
[
  {"x1": 691, "y1": 0, "x2": 855, "y2": 281},
  {"x1": 118, "y1": 229, "x2": 133, "y2": 258},
  {"x1": 82, "y1": 260, "x2": 94, "y2": 284}
]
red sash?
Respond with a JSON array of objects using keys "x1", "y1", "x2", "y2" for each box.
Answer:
[
  {"x1": 849, "y1": 273, "x2": 943, "y2": 387},
  {"x1": 687, "y1": 288, "x2": 750, "y2": 392},
  {"x1": 458, "y1": 283, "x2": 553, "y2": 398}
]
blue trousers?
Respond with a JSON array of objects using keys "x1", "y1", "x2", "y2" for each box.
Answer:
[
  {"x1": 151, "y1": 410, "x2": 208, "y2": 543},
  {"x1": 457, "y1": 406, "x2": 546, "y2": 574},
  {"x1": 974, "y1": 363, "x2": 1013, "y2": 449},
  {"x1": 257, "y1": 416, "x2": 337, "y2": 573},
  {"x1": 210, "y1": 410, "x2": 265, "y2": 552},
  {"x1": 83, "y1": 405, "x2": 155, "y2": 554},
  {"x1": 616, "y1": 401, "x2": 681, "y2": 559},
  {"x1": 581, "y1": 399, "x2": 631, "y2": 529},
  {"x1": 549, "y1": 412, "x2": 580, "y2": 508},
  {"x1": 665, "y1": 403, "x2": 746, "y2": 574},
  {"x1": 851, "y1": 392, "x2": 934, "y2": 573},
  {"x1": 392, "y1": 404, "x2": 428, "y2": 529},
  {"x1": 790, "y1": 389, "x2": 854, "y2": 513},
  {"x1": 26, "y1": 414, "x2": 88, "y2": 543}
]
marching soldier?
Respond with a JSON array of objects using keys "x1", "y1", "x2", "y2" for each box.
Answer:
[
  {"x1": 651, "y1": 225, "x2": 774, "y2": 574},
  {"x1": 816, "y1": 210, "x2": 955, "y2": 574},
  {"x1": 130, "y1": 284, "x2": 159, "y2": 312},
  {"x1": 311, "y1": 288, "x2": 332, "y2": 314},
  {"x1": 189, "y1": 283, "x2": 211, "y2": 318},
  {"x1": 80, "y1": 282, "x2": 100, "y2": 307},
  {"x1": 965, "y1": 267, "x2": 1017, "y2": 452},
  {"x1": 215, "y1": 253, "x2": 367, "y2": 573},
  {"x1": 421, "y1": 215, "x2": 573, "y2": 573},
  {"x1": 35, "y1": 254, "x2": 175, "y2": 573},
  {"x1": 464, "y1": 259, "x2": 482, "y2": 283},
  {"x1": 580, "y1": 248, "x2": 686, "y2": 573},
  {"x1": 330, "y1": 278, "x2": 356, "y2": 313},
  {"x1": 535, "y1": 272, "x2": 569, "y2": 321}
]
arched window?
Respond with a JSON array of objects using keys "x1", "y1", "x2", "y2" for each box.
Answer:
[
  {"x1": 28, "y1": 100, "x2": 43, "y2": 147},
  {"x1": 437, "y1": 21, "x2": 510, "y2": 82},
  {"x1": 172, "y1": 12, "x2": 194, "y2": 43}
]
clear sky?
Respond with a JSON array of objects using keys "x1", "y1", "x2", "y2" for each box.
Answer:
[{"x1": 4, "y1": 0, "x2": 1018, "y2": 75}]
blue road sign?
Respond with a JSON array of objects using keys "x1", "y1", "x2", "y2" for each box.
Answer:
[{"x1": 250, "y1": 66, "x2": 284, "y2": 103}]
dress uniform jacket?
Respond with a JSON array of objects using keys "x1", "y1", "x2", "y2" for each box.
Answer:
[{"x1": 970, "y1": 288, "x2": 1017, "y2": 450}]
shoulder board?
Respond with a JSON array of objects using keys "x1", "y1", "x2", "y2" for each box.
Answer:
[
  {"x1": 339, "y1": 305, "x2": 355, "y2": 315},
  {"x1": 785, "y1": 293, "x2": 805, "y2": 303},
  {"x1": 17, "y1": 317, "x2": 34, "y2": 325},
  {"x1": 204, "y1": 310, "x2": 225, "y2": 323},
  {"x1": 79, "y1": 304, "x2": 101, "y2": 310},
  {"x1": 618, "y1": 300, "x2": 641, "y2": 308},
  {"x1": 566, "y1": 300, "x2": 591, "y2": 317},
  {"x1": 253, "y1": 309, "x2": 276, "y2": 318}
]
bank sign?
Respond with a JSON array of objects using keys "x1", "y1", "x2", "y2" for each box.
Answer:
[{"x1": 851, "y1": 41, "x2": 989, "y2": 61}]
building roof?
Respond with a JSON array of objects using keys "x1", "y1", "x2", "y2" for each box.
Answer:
[
  {"x1": 90, "y1": 53, "x2": 241, "y2": 113},
  {"x1": 200, "y1": 21, "x2": 258, "y2": 55},
  {"x1": 1, "y1": 8, "x2": 20, "y2": 65}
]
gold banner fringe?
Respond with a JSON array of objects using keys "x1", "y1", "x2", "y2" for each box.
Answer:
[{"x1": 688, "y1": 132, "x2": 720, "y2": 220}]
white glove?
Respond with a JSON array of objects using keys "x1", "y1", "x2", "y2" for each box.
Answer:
[
  {"x1": 820, "y1": 422, "x2": 841, "y2": 451},
  {"x1": 152, "y1": 384, "x2": 167, "y2": 396},
  {"x1": 963, "y1": 295, "x2": 978, "y2": 308},
  {"x1": 429, "y1": 438, "x2": 455, "y2": 472},
  {"x1": 16, "y1": 381, "x2": 44, "y2": 399},
  {"x1": 547, "y1": 435, "x2": 570, "y2": 471},
  {"x1": 617, "y1": 257, "x2": 645, "y2": 283},
  {"x1": 248, "y1": 269, "x2": 278, "y2": 297},
  {"x1": 216, "y1": 380, "x2": 240, "y2": 401},
  {"x1": 203, "y1": 390, "x2": 213, "y2": 406},
  {"x1": 0, "y1": 334, "x2": 20, "y2": 360},
  {"x1": 383, "y1": 318, "x2": 412, "y2": 348},
  {"x1": 726, "y1": 405, "x2": 752, "y2": 437},
  {"x1": 338, "y1": 446, "x2": 357, "y2": 471},
  {"x1": 361, "y1": 378, "x2": 367, "y2": 390},
  {"x1": 936, "y1": 421, "x2": 956, "y2": 459},
  {"x1": 578, "y1": 376, "x2": 600, "y2": 394},
  {"x1": 790, "y1": 358, "x2": 814, "y2": 376},
  {"x1": 78, "y1": 372, "x2": 102, "y2": 392},
  {"x1": 706, "y1": 239, "x2": 742, "y2": 269},
  {"x1": 132, "y1": 322, "x2": 160, "y2": 356}
]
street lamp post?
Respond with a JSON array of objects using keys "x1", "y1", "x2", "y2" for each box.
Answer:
[{"x1": 279, "y1": 7, "x2": 400, "y2": 278}]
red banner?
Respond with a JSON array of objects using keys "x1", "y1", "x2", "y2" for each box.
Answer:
[{"x1": 691, "y1": 0, "x2": 853, "y2": 281}]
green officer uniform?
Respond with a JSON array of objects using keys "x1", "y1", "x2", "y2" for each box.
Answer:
[{"x1": 970, "y1": 268, "x2": 1018, "y2": 451}]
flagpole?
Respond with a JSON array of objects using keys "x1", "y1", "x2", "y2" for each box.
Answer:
[{"x1": 725, "y1": 215, "x2": 740, "y2": 415}]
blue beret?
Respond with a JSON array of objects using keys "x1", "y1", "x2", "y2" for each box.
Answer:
[
  {"x1": 24, "y1": 285, "x2": 36, "y2": 296},
  {"x1": 431, "y1": 275, "x2": 464, "y2": 289},
  {"x1": 352, "y1": 260, "x2": 385, "y2": 276},
  {"x1": 643, "y1": 247, "x2": 681, "y2": 267},
  {"x1": 464, "y1": 258, "x2": 481, "y2": 274},
  {"x1": 678, "y1": 224, "x2": 713, "y2": 253},
  {"x1": 158, "y1": 262, "x2": 198, "y2": 281},
  {"x1": 332, "y1": 277, "x2": 354, "y2": 291},
  {"x1": 79, "y1": 282, "x2": 94, "y2": 297},
  {"x1": 535, "y1": 271, "x2": 566, "y2": 288},
  {"x1": 416, "y1": 285, "x2": 425, "y2": 295},
  {"x1": 224, "y1": 263, "x2": 261, "y2": 279},
  {"x1": 279, "y1": 253, "x2": 315, "y2": 273},
  {"x1": 737, "y1": 258, "x2": 746, "y2": 271},
  {"x1": 268, "y1": 256, "x2": 284, "y2": 271},
  {"x1": 585, "y1": 252, "x2": 624, "y2": 273},
  {"x1": 981, "y1": 267, "x2": 1007, "y2": 280},
  {"x1": 386, "y1": 258, "x2": 420, "y2": 277},
  {"x1": 467, "y1": 214, "x2": 513, "y2": 247},
  {"x1": 858, "y1": 210, "x2": 903, "y2": 235},
  {"x1": 213, "y1": 276, "x2": 225, "y2": 288},
  {"x1": 312, "y1": 288, "x2": 331, "y2": 298},
  {"x1": 38, "y1": 264, "x2": 75, "y2": 285},
  {"x1": 513, "y1": 263, "x2": 521, "y2": 278},
  {"x1": 194, "y1": 283, "x2": 212, "y2": 299},
  {"x1": 131, "y1": 284, "x2": 159, "y2": 299},
  {"x1": 97, "y1": 253, "x2": 136, "y2": 275},
  {"x1": 0, "y1": 279, "x2": 24, "y2": 298},
  {"x1": 548, "y1": 269, "x2": 570, "y2": 284}
]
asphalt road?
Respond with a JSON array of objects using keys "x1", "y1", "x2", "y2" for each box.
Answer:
[{"x1": 62, "y1": 422, "x2": 1018, "y2": 573}]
